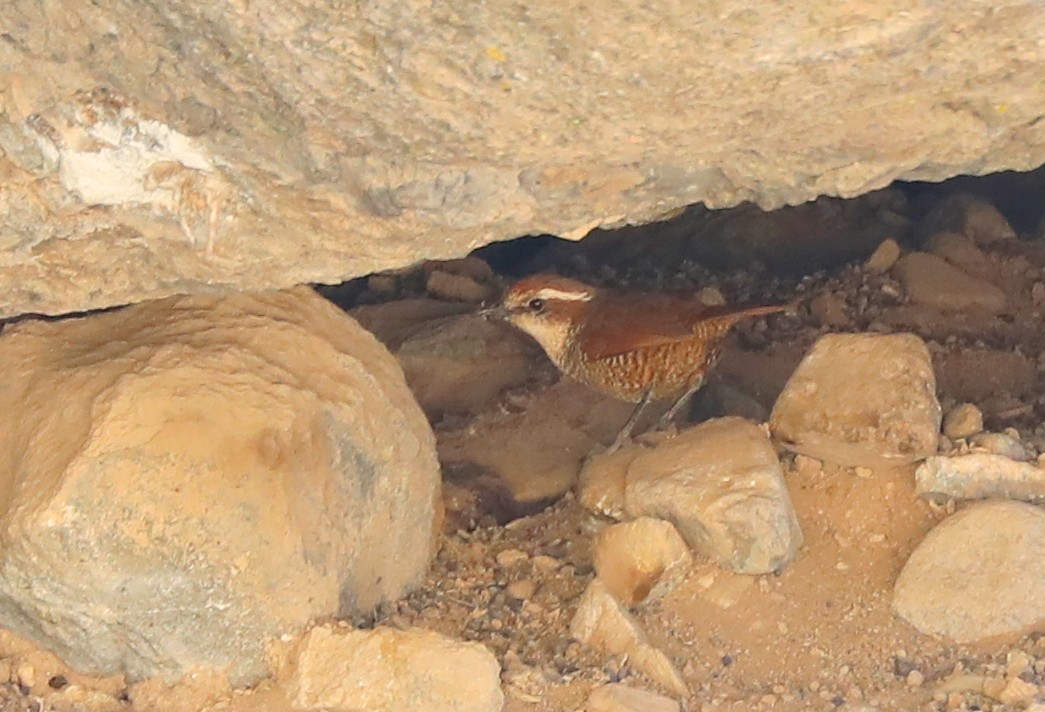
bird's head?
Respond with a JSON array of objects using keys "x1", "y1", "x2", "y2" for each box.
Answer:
[{"x1": 483, "y1": 274, "x2": 597, "y2": 361}]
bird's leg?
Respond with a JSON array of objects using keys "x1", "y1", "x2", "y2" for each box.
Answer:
[
  {"x1": 606, "y1": 390, "x2": 654, "y2": 454},
  {"x1": 655, "y1": 382, "x2": 702, "y2": 431}
]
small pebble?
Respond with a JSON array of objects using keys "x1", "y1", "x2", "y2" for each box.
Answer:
[
  {"x1": 496, "y1": 549, "x2": 528, "y2": 567},
  {"x1": 943, "y1": 403, "x2": 984, "y2": 440},
  {"x1": 906, "y1": 670, "x2": 924, "y2": 688},
  {"x1": 15, "y1": 664, "x2": 34, "y2": 689},
  {"x1": 865, "y1": 238, "x2": 902, "y2": 273},
  {"x1": 531, "y1": 555, "x2": 562, "y2": 572},
  {"x1": 506, "y1": 579, "x2": 537, "y2": 601}
]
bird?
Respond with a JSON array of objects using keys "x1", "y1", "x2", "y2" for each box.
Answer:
[{"x1": 484, "y1": 273, "x2": 788, "y2": 453}]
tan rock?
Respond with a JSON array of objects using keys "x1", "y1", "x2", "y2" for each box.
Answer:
[
  {"x1": 571, "y1": 580, "x2": 687, "y2": 696},
  {"x1": 578, "y1": 447, "x2": 643, "y2": 519},
  {"x1": 622, "y1": 418, "x2": 802, "y2": 575},
  {"x1": 2, "y1": 5, "x2": 1045, "y2": 320},
  {"x1": 593, "y1": 518, "x2": 692, "y2": 606},
  {"x1": 426, "y1": 270, "x2": 497, "y2": 304},
  {"x1": 0, "y1": 288, "x2": 440, "y2": 684},
  {"x1": 586, "y1": 683, "x2": 680, "y2": 712},
  {"x1": 283, "y1": 625, "x2": 502, "y2": 712},
  {"x1": 893, "y1": 252, "x2": 1006, "y2": 313},
  {"x1": 997, "y1": 676, "x2": 1039, "y2": 706},
  {"x1": 894, "y1": 500, "x2": 1045, "y2": 642},
  {"x1": 916, "y1": 454, "x2": 1045, "y2": 503},
  {"x1": 439, "y1": 380, "x2": 635, "y2": 505},
  {"x1": 809, "y1": 292, "x2": 849, "y2": 327},
  {"x1": 396, "y1": 314, "x2": 539, "y2": 418},
  {"x1": 927, "y1": 231, "x2": 988, "y2": 274},
  {"x1": 919, "y1": 194, "x2": 1017, "y2": 246},
  {"x1": 771, "y1": 333, "x2": 940, "y2": 467},
  {"x1": 128, "y1": 669, "x2": 232, "y2": 712},
  {"x1": 970, "y1": 432, "x2": 1031, "y2": 461},
  {"x1": 942, "y1": 402, "x2": 984, "y2": 440},
  {"x1": 864, "y1": 238, "x2": 902, "y2": 274}
]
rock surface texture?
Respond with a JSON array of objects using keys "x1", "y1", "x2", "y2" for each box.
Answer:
[
  {"x1": 771, "y1": 333, "x2": 941, "y2": 467},
  {"x1": 621, "y1": 418, "x2": 803, "y2": 575},
  {"x1": 1, "y1": 1, "x2": 1045, "y2": 318},
  {"x1": 0, "y1": 288, "x2": 441, "y2": 684},
  {"x1": 893, "y1": 500, "x2": 1045, "y2": 643},
  {"x1": 283, "y1": 625, "x2": 503, "y2": 712}
]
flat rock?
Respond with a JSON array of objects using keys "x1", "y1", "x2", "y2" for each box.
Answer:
[
  {"x1": 916, "y1": 454, "x2": 1045, "y2": 503},
  {"x1": 283, "y1": 625, "x2": 502, "y2": 712},
  {"x1": 893, "y1": 252, "x2": 1006, "y2": 313},
  {"x1": 770, "y1": 333, "x2": 940, "y2": 467},
  {"x1": 586, "y1": 683, "x2": 680, "y2": 712},
  {"x1": 622, "y1": 418, "x2": 803, "y2": 575},
  {"x1": 570, "y1": 579, "x2": 687, "y2": 696},
  {"x1": 894, "y1": 500, "x2": 1045, "y2": 642},
  {"x1": 0, "y1": 288, "x2": 441, "y2": 684},
  {"x1": 593, "y1": 518, "x2": 692, "y2": 606}
]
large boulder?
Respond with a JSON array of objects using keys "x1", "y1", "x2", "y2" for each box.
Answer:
[
  {"x1": 1, "y1": 2, "x2": 1044, "y2": 318},
  {"x1": 0, "y1": 288, "x2": 441, "y2": 684}
]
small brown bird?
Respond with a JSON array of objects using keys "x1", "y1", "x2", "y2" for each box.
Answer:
[{"x1": 486, "y1": 274, "x2": 787, "y2": 453}]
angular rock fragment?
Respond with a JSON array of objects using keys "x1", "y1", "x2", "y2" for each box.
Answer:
[
  {"x1": 586, "y1": 683, "x2": 680, "y2": 712},
  {"x1": 593, "y1": 518, "x2": 692, "y2": 606},
  {"x1": 283, "y1": 625, "x2": 503, "y2": 712},
  {"x1": 623, "y1": 418, "x2": 802, "y2": 575},
  {"x1": 770, "y1": 333, "x2": 940, "y2": 467},
  {"x1": 894, "y1": 500, "x2": 1045, "y2": 642},
  {"x1": 0, "y1": 288, "x2": 441, "y2": 684},
  {"x1": 570, "y1": 580, "x2": 687, "y2": 696},
  {"x1": 916, "y1": 454, "x2": 1045, "y2": 503},
  {"x1": 893, "y1": 252, "x2": 1006, "y2": 313}
]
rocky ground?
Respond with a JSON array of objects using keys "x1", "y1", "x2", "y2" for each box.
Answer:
[{"x1": 2, "y1": 177, "x2": 1045, "y2": 711}]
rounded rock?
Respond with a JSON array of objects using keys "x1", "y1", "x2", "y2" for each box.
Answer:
[
  {"x1": 942, "y1": 403, "x2": 984, "y2": 440},
  {"x1": 0, "y1": 288, "x2": 441, "y2": 684},
  {"x1": 894, "y1": 500, "x2": 1045, "y2": 642}
]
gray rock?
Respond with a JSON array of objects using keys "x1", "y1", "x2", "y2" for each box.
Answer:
[
  {"x1": 623, "y1": 418, "x2": 802, "y2": 574},
  {"x1": 0, "y1": 289, "x2": 440, "y2": 684},
  {"x1": 894, "y1": 500, "x2": 1045, "y2": 642},
  {"x1": 916, "y1": 454, "x2": 1045, "y2": 503},
  {"x1": 770, "y1": 333, "x2": 940, "y2": 467}
]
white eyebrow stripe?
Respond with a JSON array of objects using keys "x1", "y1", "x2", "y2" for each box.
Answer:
[{"x1": 533, "y1": 287, "x2": 593, "y2": 301}]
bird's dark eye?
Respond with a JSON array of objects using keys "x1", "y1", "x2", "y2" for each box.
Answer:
[{"x1": 527, "y1": 298, "x2": 545, "y2": 312}]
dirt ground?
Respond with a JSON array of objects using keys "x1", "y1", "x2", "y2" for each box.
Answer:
[{"x1": 2, "y1": 177, "x2": 1045, "y2": 711}]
